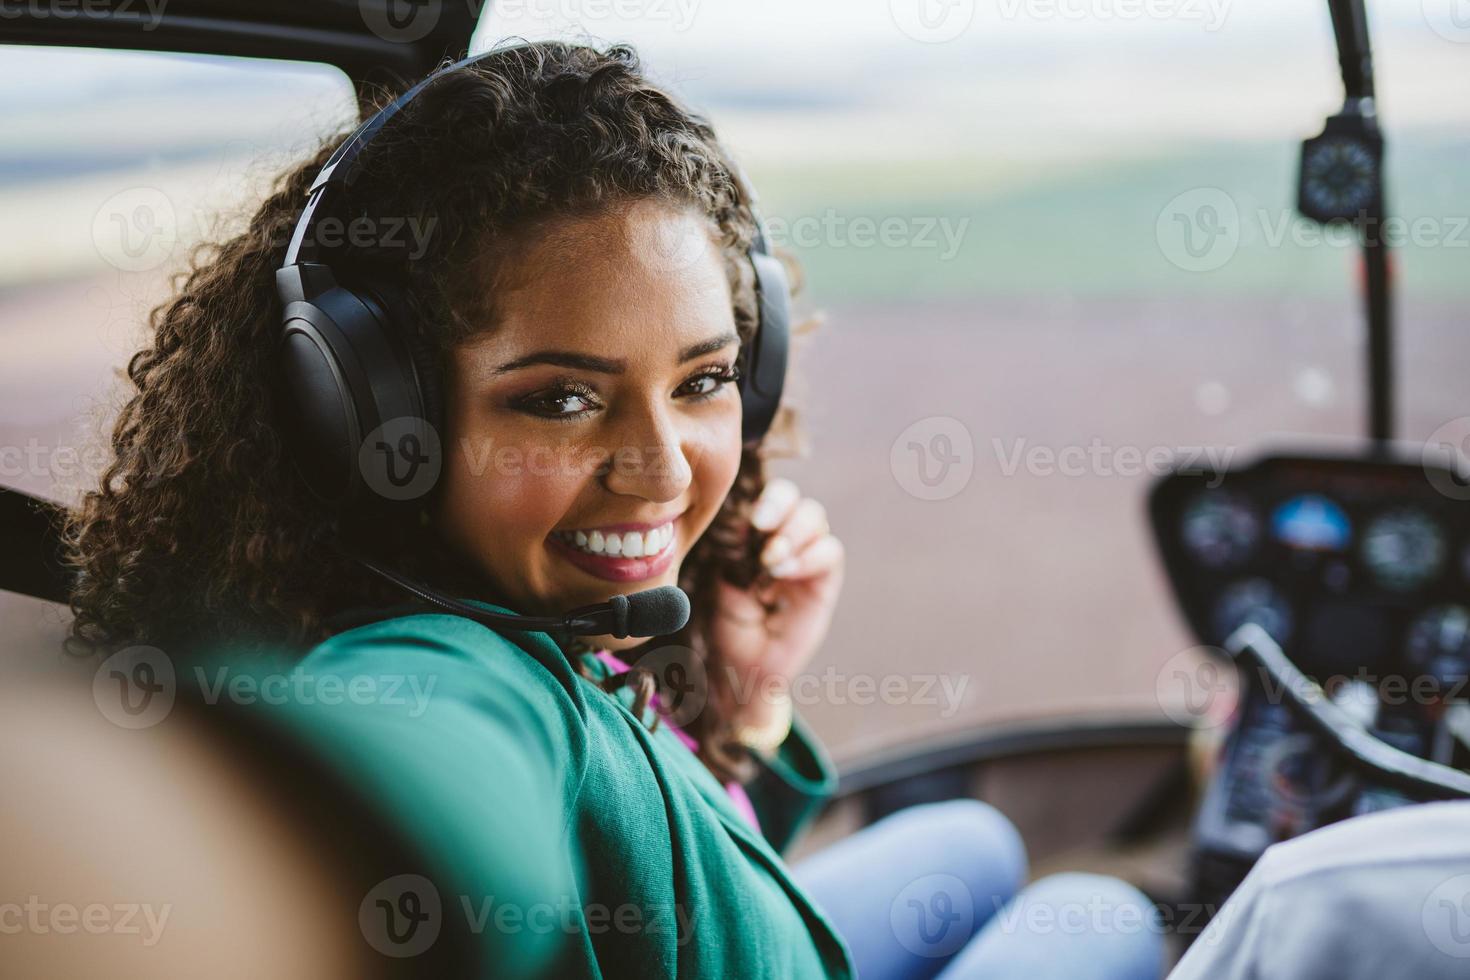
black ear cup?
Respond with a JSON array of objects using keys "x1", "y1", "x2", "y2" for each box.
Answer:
[
  {"x1": 276, "y1": 265, "x2": 442, "y2": 508},
  {"x1": 740, "y1": 242, "x2": 791, "y2": 445}
]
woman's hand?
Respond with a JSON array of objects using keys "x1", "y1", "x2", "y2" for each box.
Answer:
[{"x1": 711, "y1": 478, "x2": 845, "y2": 729}]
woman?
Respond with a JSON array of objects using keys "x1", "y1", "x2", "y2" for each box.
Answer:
[{"x1": 65, "y1": 41, "x2": 1162, "y2": 978}]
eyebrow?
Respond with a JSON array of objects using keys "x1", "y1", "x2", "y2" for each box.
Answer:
[{"x1": 490, "y1": 331, "x2": 739, "y2": 376}]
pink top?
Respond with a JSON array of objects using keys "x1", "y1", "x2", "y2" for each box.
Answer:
[{"x1": 592, "y1": 650, "x2": 761, "y2": 833}]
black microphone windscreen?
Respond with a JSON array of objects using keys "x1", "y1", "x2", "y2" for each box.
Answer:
[{"x1": 623, "y1": 586, "x2": 691, "y2": 637}]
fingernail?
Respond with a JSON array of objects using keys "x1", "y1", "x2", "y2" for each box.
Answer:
[
  {"x1": 751, "y1": 501, "x2": 780, "y2": 530},
  {"x1": 762, "y1": 536, "x2": 792, "y2": 566},
  {"x1": 770, "y1": 559, "x2": 801, "y2": 578}
]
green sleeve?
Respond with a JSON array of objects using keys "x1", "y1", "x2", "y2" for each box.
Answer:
[
  {"x1": 202, "y1": 612, "x2": 587, "y2": 977},
  {"x1": 742, "y1": 709, "x2": 839, "y2": 855}
]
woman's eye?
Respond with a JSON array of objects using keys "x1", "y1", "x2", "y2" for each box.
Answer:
[
  {"x1": 678, "y1": 367, "x2": 740, "y2": 400},
  {"x1": 514, "y1": 384, "x2": 600, "y2": 419}
]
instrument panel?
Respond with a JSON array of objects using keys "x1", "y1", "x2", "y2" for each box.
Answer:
[
  {"x1": 1152, "y1": 449, "x2": 1470, "y2": 914},
  {"x1": 1152, "y1": 452, "x2": 1470, "y2": 684}
]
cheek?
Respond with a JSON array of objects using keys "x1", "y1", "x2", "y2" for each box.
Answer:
[
  {"x1": 686, "y1": 415, "x2": 744, "y2": 523},
  {"x1": 439, "y1": 434, "x2": 583, "y2": 556}
]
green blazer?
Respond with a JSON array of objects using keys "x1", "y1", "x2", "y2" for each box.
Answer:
[{"x1": 233, "y1": 606, "x2": 855, "y2": 978}]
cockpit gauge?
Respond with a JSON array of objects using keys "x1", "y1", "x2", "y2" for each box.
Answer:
[
  {"x1": 1271, "y1": 494, "x2": 1351, "y2": 552},
  {"x1": 1361, "y1": 508, "x2": 1444, "y2": 592},
  {"x1": 1405, "y1": 606, "x2": 1470, "y2": 691},
  {"x1": 1181, "y1": 492, "x2": 1260, "y2": 569},
  {"x1": 1213, "y1": 579, "x2": 1294, "y2": 647}
]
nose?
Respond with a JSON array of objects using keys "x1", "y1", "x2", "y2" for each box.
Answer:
[{"x1": 599, "y1": 396, "x2": 694, "y2": 504}]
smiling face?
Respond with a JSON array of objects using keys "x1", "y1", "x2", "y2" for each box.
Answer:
[{"x1": 436, "y1": 200, "x2": 745, "y2": 650}]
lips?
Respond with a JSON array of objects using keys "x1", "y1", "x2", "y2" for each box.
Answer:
[{"x1": 546, "y1": 522, "x2": 680, "y2": 583}]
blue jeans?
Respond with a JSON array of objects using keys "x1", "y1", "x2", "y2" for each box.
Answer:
[{"x1": 792, "y1": 800, "x2": 1164, "y2": 979}]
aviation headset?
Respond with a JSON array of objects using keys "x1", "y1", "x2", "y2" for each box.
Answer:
[{"x1": 274, "y1": 47, "x2": 791, "y2": 513}]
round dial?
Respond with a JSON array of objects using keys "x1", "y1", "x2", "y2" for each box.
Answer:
[
  {"x1": 1212, "y1": 578, "x2": 1293, "y2": 646},
  {"x1": 1302, "y1": 137, "x2": 1379, "y2": 218},
  {"x1": 1271, "y1": 494, "x2": 1351, "y2": 552},
  {"x1": 1181, "y1": 492, "x2": 1260, "y2": 569},
  {"x1": 1361, "y1": 508, "x2": 1445, "y2": 592},
  {"x1": 1405, "y1": 605, "x2": 1470, "y2": 689}
]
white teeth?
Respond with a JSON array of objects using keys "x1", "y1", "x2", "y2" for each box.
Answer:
[{"x1": 559, "y1": 522, "x2": 674, "y2": 559}]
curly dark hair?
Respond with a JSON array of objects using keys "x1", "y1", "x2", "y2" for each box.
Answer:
[{"x1": 64, "y1": 41, "x2": 807, "y2": 783}]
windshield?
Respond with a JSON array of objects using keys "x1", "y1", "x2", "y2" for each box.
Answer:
[{"x1": 3, "y1": 1, "x2": 1468, "y2": 763}]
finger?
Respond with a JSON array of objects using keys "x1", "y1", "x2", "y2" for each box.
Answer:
[
  {"x1": 769, "y1": 534, "x2": 844, "y2": 580},
  {"x1": 761, "y1": 497, "x2": 828, "y2": 569},
  {"x1": 750, "y1": 477, "x2": 800, "y2": 531}
]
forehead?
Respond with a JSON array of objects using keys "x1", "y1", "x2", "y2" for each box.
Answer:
[{"x1": 464, "y1": 201, "x2": 735, "y2": 361}]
